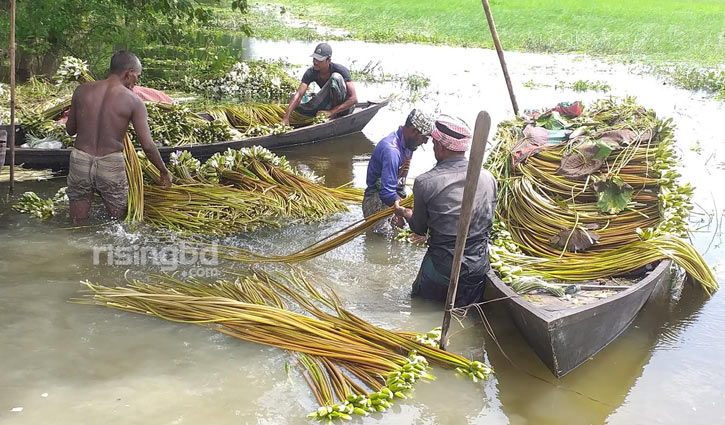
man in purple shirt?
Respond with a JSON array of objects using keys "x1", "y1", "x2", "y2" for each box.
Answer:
[{"x1": 363, "y1": 109, "x2": 433, "y2": 234}]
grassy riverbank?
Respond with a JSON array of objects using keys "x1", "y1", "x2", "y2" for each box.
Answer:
[{"x1": 238, "y1": 0, "x2": 725, "y2": 66}]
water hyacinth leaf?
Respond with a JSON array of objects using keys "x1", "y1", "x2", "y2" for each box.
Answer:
[{"x1": 593, "y1": 176, "x2": 633, "y2": 214}]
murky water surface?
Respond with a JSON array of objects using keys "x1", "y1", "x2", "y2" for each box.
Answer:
[{"x1": 1, "y1": 40, "x2": 724, "y2": 424}]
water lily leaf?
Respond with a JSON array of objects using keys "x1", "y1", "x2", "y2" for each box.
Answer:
[
  {"x1": 593, "y1": 177, "x2": 633, "y2": 214},
  {"x1": 549, "y1": 227, "x2": 600, "y2": 252},
  {"x1": 556, "y1": 142, "x2": 604, "y2": 178}
]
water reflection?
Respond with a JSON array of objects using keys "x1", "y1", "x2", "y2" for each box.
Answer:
[{"x1": 273, "y1": 131, "x2": 373, "y2": 187}]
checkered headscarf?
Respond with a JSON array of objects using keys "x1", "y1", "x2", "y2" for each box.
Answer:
[
  {"x1": 407, "y1": 109, "x2": 434, "y2": 136},
  {"x1": 431, "y1": 115, "x2": 471, "y2": 152}
]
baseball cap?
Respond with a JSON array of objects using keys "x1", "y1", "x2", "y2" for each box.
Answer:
[{"x1": 311, "y1": 43, "x2": 332, "y2": 61}]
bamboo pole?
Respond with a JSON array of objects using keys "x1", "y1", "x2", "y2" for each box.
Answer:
[
  {"x1": 439, "y1": 111, "x2": 491, "y2": 350},
  {"x1": 481, "y1": 0, "x2": 519, "y2": 117},
  {"x1": 8, "y1": 0, "x2": 16, "y2": 193}
]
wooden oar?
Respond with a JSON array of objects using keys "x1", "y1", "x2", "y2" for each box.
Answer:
[
  {"x1": 439, "y1": 111, "x2": 491, "y2": 350},
  {"x1": 481, "y1": 0, "x2": 519, "y2": 117}
]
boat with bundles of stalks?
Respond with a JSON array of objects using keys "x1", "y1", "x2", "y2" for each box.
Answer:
[
  {"x1": 483, "y1": 97, "x2": 717, "y2": 377},
  {"x1": 3, "y1": 99, "x2": 388, "y2": 170}
]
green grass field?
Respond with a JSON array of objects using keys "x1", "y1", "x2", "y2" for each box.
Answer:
[{"x1": 245, "y1": 0, "x2": 725, "y2": 65}]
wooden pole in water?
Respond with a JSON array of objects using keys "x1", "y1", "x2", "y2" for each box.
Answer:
[
  {"x1": 8, "y1": 0, "x2": 16, "y2": 193},
  {"x1": 439, "y1": 111, "x2": 491, "y2": 350},
  {"x1": 481, "y1": 0, "x2": 519, "y2": 117}
]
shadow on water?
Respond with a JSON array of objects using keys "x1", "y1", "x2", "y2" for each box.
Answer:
[{"x1": 470, "y1": 278, "x2": 711, "y2": 425}]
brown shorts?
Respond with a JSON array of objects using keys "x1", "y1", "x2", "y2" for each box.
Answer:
[{"x1": 67, "y1": 148, "x2": 128, "y2": 211}]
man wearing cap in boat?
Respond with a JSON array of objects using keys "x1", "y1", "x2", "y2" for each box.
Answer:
[
  {"x1": 394, "y1": 116, "x2": 497, "y2": 307},
  {"x1": 281, "y1": 42, "x2": 358, "y2": 126},
  {"x1": 363, "y1": 109, "x2": 433, "y2": 234},
  {"x1": 66, "y1": 51, "x2": 172, "y2": 224}
]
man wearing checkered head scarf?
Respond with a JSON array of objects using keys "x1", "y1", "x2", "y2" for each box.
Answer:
[
  {"x1": 363, "y1": 109, "x2": 434, "y2": 234},
  {"x1": 394, "y1": 115, "x2": 498, "y2": 307}
]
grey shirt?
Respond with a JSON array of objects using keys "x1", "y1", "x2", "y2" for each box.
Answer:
[{"x1": 408, "y1": 157, "x2": 498, "y2": 278}]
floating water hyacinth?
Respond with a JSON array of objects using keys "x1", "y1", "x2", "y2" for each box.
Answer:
[
  {"x1": 12, "y1": 187, "x2": 68, "y2": 220},
  {"x1": 183, "y1": 60, "x2": 297, "y2": 102}
]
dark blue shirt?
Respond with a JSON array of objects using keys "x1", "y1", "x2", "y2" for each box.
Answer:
[{"x1": 365, "y1": 127, "x2": 413, "y2": 206}]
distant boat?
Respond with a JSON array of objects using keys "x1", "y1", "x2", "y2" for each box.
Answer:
[{"x1": 3, "y1": 99, "x2": 388, "y2": 170}]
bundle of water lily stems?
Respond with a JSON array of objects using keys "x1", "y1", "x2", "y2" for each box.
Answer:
[
  {"x1": 78, "y1": 269, "x2": 492, "y2": 420},
  {"x1": 485, "y1": 97, "x2": 717, "y2": 295},
  {"x1": 184, "y1": 196, "x2": 413, "y2": 264},
  {"x1": 124, "y1": 145, "x2": 363, "y2": 235}
]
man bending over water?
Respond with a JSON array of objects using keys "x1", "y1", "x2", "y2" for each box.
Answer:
[{"x1": 66, "y1": 51, "x2": 172, "y2": 224}]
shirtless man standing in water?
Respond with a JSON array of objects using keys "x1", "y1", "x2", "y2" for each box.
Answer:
[{"x1": 66, "y1": 51, "x2": 172, "y2": 223}]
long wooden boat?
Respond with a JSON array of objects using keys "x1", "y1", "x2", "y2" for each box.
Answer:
[
  {"x1": 3, "y1": 99, "x2": 388, "y2": 170},
  {"x1": 485, "y1": 259, "x2": 673, "y2": 378}
]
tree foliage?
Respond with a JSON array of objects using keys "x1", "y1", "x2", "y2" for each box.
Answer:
[{"x1": 0, "y1": 0, "x2": 250, "y2": 79}]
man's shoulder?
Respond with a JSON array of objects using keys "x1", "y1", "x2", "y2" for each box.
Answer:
[
  {"x1": 302, "y1": 66, "x2": 317, "y2": 77},
  {"x1": 72, "y1": 80, "x2": 100, "y2": 96},
  {"x1": 332, "y1": 62, "x2": 350, "y2": 72},
  {"x1": 414, "y1": 167, "x2": 440, "y2": 187},
  {"x1": 113, "y1": 85, "x2": 142, "y2": 103},
  {"x1": 479, "y1": 169, "x2": 496, "y2": 184},
  {"x1": 331, "y1": 63, "x2": 352, "y2": 81},
  {"x1": 375, "y1": 131, "x2": 400, "y2": 150}
]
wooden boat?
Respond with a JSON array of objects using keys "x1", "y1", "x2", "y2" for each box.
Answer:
[
  {"x1": 484, "y1": 259, "x2": 673, "y2": 378},
  {"x1": 2, "y1": 99, "x2": 388, "y2": 170}
]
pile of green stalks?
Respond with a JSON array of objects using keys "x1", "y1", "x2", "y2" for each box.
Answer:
[
  {"x1": 132, "y1": 146, "x2": 363, "y2": 235},
  {"x1": 13, "y1": 146, "x2": 360, "y2": 235},
  {"x1": 485, "y1": 97, "x2": 718, "y2": 295},
  {"x1": 77, "y1": 269, "x2": 492, "y2": 420},
  {"x1": 128, "y1": 103, "x2": 237, "y2": 147},
  {"x1": 207, "y1": 102, "x2": 318, "y2": 133}
]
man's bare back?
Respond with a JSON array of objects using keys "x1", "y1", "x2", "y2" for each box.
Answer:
[
  {"x1": 67, "y1": 79, "x2": 142, "y2": 156},
  {"x1": 65, "y1": 51, "x2": 171, "y2": 223}
]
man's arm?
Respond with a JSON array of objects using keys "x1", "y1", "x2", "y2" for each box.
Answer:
[
  {"x1": 325, "y1": 81, "x2": 357, "y2": 118},
  {"x1": 403, "y1": 180, "x2": 429, "y2": 236},
  {"x1": 66, "y1": 89, "x2": 79, "y2": 136},
  {"x1": 131, "y1": 100, "x2": 172, "y2": 188},
  {"x1": 282, "y1": 82, "x2": 309, "y2": 126}
]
